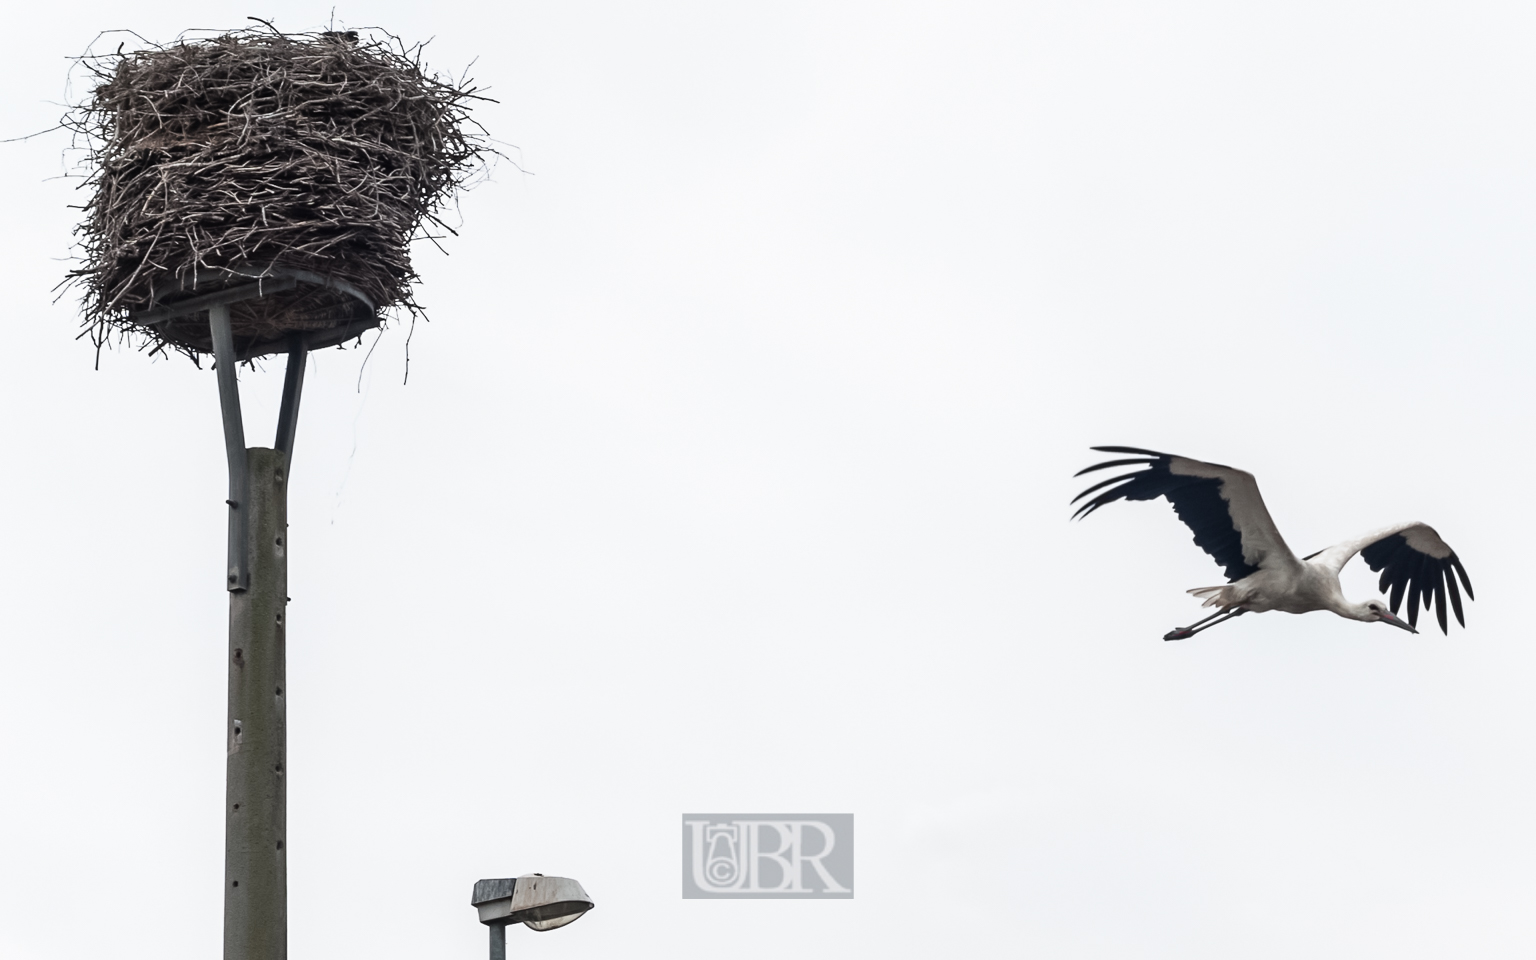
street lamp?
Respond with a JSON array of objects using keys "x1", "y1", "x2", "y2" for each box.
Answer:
[{"x1": 472, "y1": 875, "x2": 594, "y2": 958}]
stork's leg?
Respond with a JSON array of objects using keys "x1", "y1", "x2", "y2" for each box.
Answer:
[
  {"x1": 1164, "y1": 608, "x2": 1247, "y2": 641},
  {"x1": 1163, "y1": 608, "x2": 1228, "y2": 637}
]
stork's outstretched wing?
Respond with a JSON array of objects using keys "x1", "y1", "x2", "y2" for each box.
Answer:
[
  {"x1": 1310, "y1": 523, "x2": 1473, "y2": 634},
  {"x1": 1071, "y1": 446, "x2": 1299, "y2": 582}
]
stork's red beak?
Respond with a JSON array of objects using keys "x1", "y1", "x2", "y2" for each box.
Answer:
[{"x1": 1378, "y1": 610, "x2": 1418, "y2": 634}]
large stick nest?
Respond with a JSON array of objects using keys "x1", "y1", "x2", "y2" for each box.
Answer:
[{"x1": 62, "y1": 25, "x2": 494, "y2": 359}]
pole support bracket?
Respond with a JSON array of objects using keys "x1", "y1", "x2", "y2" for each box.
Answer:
[{"x1": 209, "y1": 311, "x2": 310, "y2": 593}]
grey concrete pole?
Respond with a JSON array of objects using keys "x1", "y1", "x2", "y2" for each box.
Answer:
[{"x1": 224, "y1": 448, "x2": 288, "y2": 960}]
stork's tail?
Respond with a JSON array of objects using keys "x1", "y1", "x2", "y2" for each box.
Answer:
[{"x1": 1187, "y1": 586, "x2": 1231, "y2": 609}]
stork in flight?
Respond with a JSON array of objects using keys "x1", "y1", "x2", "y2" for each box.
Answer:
[{"x1": 1071, "y1": 446, "x2": 1474, "y2": 640}]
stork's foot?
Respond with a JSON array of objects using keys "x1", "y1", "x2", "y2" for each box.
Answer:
[{"x1": 1162, "y1": 607, "x2": 1246, "y2": 641}]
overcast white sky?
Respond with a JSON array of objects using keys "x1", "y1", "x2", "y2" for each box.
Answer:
[{"x1": 4, "y1": 1, "x2": 1536, "y2": 957}]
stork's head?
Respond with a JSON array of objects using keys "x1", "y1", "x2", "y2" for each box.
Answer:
[{"x1": 1355, "y1": 599, "x2": 1418, "y2": 633}]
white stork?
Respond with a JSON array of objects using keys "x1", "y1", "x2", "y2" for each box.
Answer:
[{"x1": 1072, "y1": 446, "x2": 1474, "y2": 640}]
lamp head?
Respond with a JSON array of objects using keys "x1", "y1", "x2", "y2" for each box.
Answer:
[{"x1": 471, "y1": 875, "x2": 593, "y2": 933}]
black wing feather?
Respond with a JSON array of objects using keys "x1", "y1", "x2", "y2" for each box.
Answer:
[
  {"x1": 1432, "y1": 570, "x2": 1448, "y2": 634},
  {"x1": 1444, "y1": 564, "x2": 1465, "y2": 627},
  {"x1": 1451, "y1": 557, "x2": 1475, "y2": 600},
  {"x1": 1074, "y1": 457, "x2": 1164, "y2": 478},
  {"x1": 1089, "y1": 446, "x2": 1171, "y2": 457},
  {"x1": 1072, "y1": 471, "x2": 1144, "y2": 502},
  {"x1": 1361, "y1": 532, "x2": 1471, "y2": 635},
  {"x1": 1406, "y1": 572, "x2": 1422, "y2": 629},
  {"x1": 1072, "y1": 449, "x2": 1259, "y2": 582},
  {"x1": 1388, "y1": 570, "x2": 1407, "y2": 614}
]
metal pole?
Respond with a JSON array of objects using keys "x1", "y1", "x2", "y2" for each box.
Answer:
[
  {"x1": 223, "y1": 448, "x2": 289, "y2": 960},
  {"x1": 489, "y1": 923, "x2": 507, "y2": 960}
]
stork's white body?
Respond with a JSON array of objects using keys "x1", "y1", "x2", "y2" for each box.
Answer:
[{"x1": 1199, "y1": 561, "x2": 1342, "y2": 616}]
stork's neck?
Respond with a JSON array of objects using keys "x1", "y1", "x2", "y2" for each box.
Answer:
[{"x1": 1307, "y1": 562, "x2": 1364, "y2": 620}]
